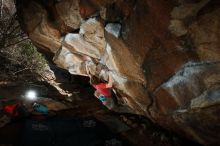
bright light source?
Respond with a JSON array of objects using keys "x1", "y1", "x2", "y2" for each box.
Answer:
[{"x1": 26, "y1": 90, "x2": 37, "y2": 100}]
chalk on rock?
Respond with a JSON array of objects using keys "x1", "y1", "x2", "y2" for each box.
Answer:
[{"x1": 105, "y1": 23, "x2": 121, "y2": 38}]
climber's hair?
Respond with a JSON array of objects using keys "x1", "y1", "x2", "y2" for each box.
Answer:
[{"x1": 90, "y1": 76, "x2": 100, "y2": 85}]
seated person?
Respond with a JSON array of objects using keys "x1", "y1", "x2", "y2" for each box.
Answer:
[{"x1": 90, "y1": 75, "x2": 115, "y2": 110}]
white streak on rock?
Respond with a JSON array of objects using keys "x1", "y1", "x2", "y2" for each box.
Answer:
[{"x1": 105, "y1": 23, "x2": 121, "y2": 38}]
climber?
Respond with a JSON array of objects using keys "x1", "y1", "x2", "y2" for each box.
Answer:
[{"x1": 90, "y1": 75, "x2": 116, "y2": 110}]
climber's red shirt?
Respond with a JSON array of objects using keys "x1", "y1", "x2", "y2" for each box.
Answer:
[{"x1": 93, "y1": 83, "x2": 112, "y2": 97}]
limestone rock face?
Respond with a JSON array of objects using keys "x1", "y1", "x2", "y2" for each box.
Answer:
[
  {"x1": 20, "y1": 1, "x2": 61, "y2": 53},
  {"x1": 189, "y1": 8, "x2": 220, "y2": 61},
  {"x1": 16, "y1": 0, "x2": 220, "y2": 145},
  {"x1": 55, "y1": 0, "x2": 82, "y2": 33},
  {"x1": 80, "y1": 18, "x2": 106, "y2": 55}
]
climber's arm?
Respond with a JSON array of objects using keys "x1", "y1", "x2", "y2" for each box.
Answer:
[{"x1": 106, "y1": 75, "x2": 113, "y2": 88}]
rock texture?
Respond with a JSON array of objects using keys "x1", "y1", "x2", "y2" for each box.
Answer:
[{"x1": 16, "y1": 0, "x2": 220, "y2": 145}]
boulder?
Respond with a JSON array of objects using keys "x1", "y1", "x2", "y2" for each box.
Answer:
[
  {"x1": 189, "y1": 8, "x2": 220, "y2": 61},
  {"x1": 80, "y1": 18, "x2": 106, "y2": 56},
  {"x1": 20, "y1": 1, "x2": 61, "y2": 53},
  {"x1": 16, "y1": 0, "x2": 220, "y2": 145},
  {"x1": 55, "y1": 0, "x2": 82, "y2": 33}
]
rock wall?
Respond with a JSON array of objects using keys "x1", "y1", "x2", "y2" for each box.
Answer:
[{"x1": 16, "y1": 0, "x2": 220, "y2": 145}]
